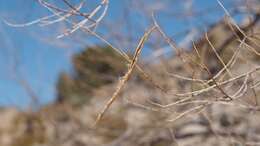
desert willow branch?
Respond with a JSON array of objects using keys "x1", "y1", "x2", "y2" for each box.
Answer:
[
  {"x1": 230, "y1": 74, "x2": 249, "y2": 99},
  {"x1": 240, "y1": 39, "x2": 260, "y2": 57},
  {"x1": 3, "y1": 13, "x2": 58, "y2": 27},
  {"x1": 217, "y1": 0, "x2": 246, "y2": 37},
  {"x1": 205, "y1": 33, "x2": 233, "y2": 77},
  {"x1": 32, "y1": 0, "x2": 107, "y2": 38},
  {"x1": 206, "y1": 38, "x2": 245, "y2": 84},
  {"x1": 57, "y1": 0, "x2": 109, "y2": 38},
  {"x1": 190, "y1": 37, "x2": 232, "y2": 100},
  {"x1": 4, "y1": 1, "x2": 85, "y2": 27},
  {"x1": 41, "y1": 2, "x2": 85, "y2": 26},
  {"x1": 172, "y1": 66, "x2": 260, "y2": 97},
  {"x1": 167, "y1": 72, "x2": 207, "y2": 83},
  {"x1": 167, "y1": 103, "x2": 208, "y2": 122},
  {"x1": 94, "y1": 26, "x2": 156, "y2": 126}
]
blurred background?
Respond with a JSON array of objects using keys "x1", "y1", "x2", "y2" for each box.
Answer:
[{"x1": 0, "y1": 0, "x2": 259, "y2": 146}]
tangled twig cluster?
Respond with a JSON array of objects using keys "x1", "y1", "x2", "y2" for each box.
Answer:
[
  {"x1": 5, "y1": 0, "x2": 109, "y2": 39},
  {"x1": 3, "y1": 1, "x2": 260, "y2": 145}
]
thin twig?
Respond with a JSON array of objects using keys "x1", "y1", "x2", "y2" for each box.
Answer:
[{"x1": 94, "y1": 26, "x2": 156, "y2": 126}]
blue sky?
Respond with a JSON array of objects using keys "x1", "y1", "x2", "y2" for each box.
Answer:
[{"x1": 0, "y1": 0, "x2": 234, "y2": 109}]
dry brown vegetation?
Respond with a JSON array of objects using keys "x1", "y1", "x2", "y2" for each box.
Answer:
[{"x1": 0, "y1": 0, "x2": 260, "y2": 146}]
